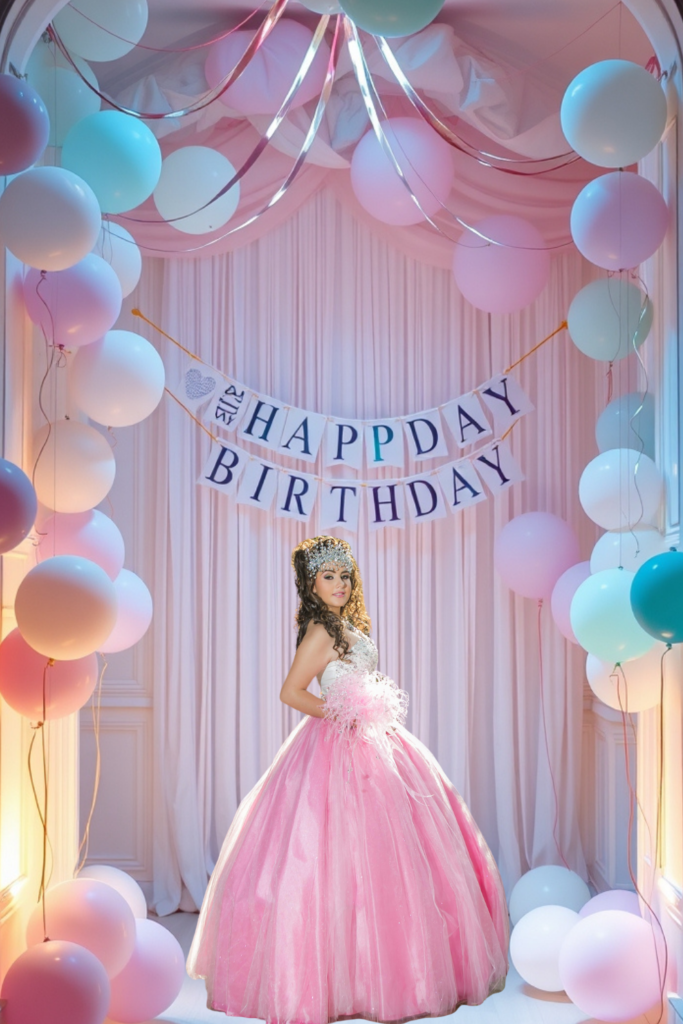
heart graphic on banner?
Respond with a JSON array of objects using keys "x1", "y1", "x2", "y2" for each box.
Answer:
[{"x1": 184, "y1": 368, "x2": 216, "y2": 402}]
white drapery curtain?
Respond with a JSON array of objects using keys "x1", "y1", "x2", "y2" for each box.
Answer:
[{"x1": 132, "y1": 187, "x2": 601, "y2": 916}]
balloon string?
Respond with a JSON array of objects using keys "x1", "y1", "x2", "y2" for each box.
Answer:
[
  {"x1": 31, "y1": 273, "x2": 59, "y2": 490},
  {"x1": 54, "y1": 0, "x2": 266, "y2": 53},
  {"x1": 26, "y1": 659, "x2": 56, "y2": 940},
  {"x1": 536, "y1": 599, "x2": 570, "y2": 869},
  {"x1": 76, "y1": 656, "x2": 107, "y2": 875},
  {"x1": 606, "y1": 361, "x2": 614, "y2": 405},
  {"x1": 615, "y1": 661, "x2": 669, "y2": 1024}
]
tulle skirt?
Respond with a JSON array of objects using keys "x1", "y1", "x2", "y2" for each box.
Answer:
[{"x1": 187, "y1": 715, "x2": 509, "y2": 1024}]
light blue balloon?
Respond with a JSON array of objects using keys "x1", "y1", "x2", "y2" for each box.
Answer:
[
  {"x1": 596, "y1": 392, "x2": 655, "y2": 460},
  {"x1": 62, "y1": 110, "x2": 162, "y2": 214},
  {"x1": 570, "y1": 568, "x2": 655, "y2": 663},
  {"x1": 339, "y1": 0, "x2": 444, "y2": 37}
]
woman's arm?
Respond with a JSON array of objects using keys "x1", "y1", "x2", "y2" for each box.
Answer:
[{"x1": 280, "y1": 623, "x2": 335, "y2": 719}]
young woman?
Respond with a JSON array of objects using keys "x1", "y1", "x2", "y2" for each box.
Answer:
[{"x1": 187, "y1": 535, "x2": 509, "y2": 1023}]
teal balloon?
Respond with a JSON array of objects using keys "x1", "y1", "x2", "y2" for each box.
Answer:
[
  {"x1": 596, "y1": 392, "x2": 655, "y2": 460},
  {"x1": 631, "y1": 550, "x2": 683, "y2": 643},
  {"x1": 339, "y1": 0, "x2": 445, "y2": 37},
  {"x1": 570, "y1": 568, "x2": 655, "y2": 663},
  {"x1": 62, "y1": 110, "x2": 162, "y2": 214}
]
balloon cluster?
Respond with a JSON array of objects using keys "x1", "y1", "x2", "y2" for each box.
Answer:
[
  {"x1": 561, "y1": 60, "x2": 668, "y2": 270},
  {"x1": 0, "y1": 868, "x2": 185, "y2": 1024},
  {"x1": 507, "y1": 867, "x2": 661, "y2": 1018}
]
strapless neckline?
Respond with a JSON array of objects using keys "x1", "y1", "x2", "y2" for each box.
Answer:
[{"x1": 319, "y1": 628, "x2": 377, "y2": 693}]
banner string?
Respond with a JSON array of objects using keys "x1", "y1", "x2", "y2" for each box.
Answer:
[{"x1": 133, "y1": 307, "x2": 567, "y2": 417}]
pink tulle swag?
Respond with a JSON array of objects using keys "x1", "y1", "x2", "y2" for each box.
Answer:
[{"x1": 323, "y1": 670, "x2": 409, "y2": 736}]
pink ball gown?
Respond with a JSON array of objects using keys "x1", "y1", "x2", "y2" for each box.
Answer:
[{"x1": 187, "y1": 626, "x2": 509, "y2": 1023}]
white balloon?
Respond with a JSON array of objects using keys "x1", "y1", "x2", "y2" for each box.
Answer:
[
  {"x1": 100, "y1": 569, "x2": 153, "y2": 653},
  {"x1": 26, "y1": 40, "x2": 100, "y2": 147},
  {"x1": 567, "y1": 279, "x2": 652, "y2": 362},
  {"x1": 300, "y1": 0, "x2": 343, "y2": 11},
  {"x1": 579, "y1": 448, "x2": 663, "y2": 531},
  {"x1": 15, "y1": 555, "x2": 117, "y2": 660},
  {"x1": 53, "y1": 0, "x2": 149, "y2": 62},
  {"x1": 33, "y1": 420, "x2": 115, "y2": 513},
  {"x1": 509, "y1": 866, "x2": 590, "y2": 926},
  {"x1": 153, "y1": 146, "x2": 240, "y2": 235},
  {"x1": 93, "y1": 222, "x2": 142, "y2": 298},
  {"x1": 510, "y1": 906, "x2": 580, "y2": 992},
  {"x1": 0, "y1": 166, "x2": 101, "y2": 271},
  {"x1": 590, "y1": 527, "x2": 666, "y2": 574},
  {"x1": 586, "y1": 644, "x2": 667, "y2": 713},
  {"x1": 70, "y1": 330, "x2": 165, "y2": 428},
  {"x1": 561, "y1": 60, "x2": 667, "y2": 168},
  {"x1": 79, "y1": 865, "x2": 147, "y2": 919}
]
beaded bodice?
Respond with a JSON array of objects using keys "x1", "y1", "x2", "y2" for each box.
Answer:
[{"x1": 319, "y1": 628, "x2": 379, "y2": 697}]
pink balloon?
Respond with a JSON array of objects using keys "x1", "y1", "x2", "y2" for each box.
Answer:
[
  {"x1": 100, "y1": 569, "x2": 153, "y2": 654},
  {"x1": 0, "y1": 940, "x2": 110, "y2": 1024},
  {"x1": 452, "y1": 215, "x2": 550, "y2": 313},
  {"x1": 559, "y1": 910, "x2": 662, "y2": 1021},
  {"x1": 579, "y1": 890, "x2": 641, "y2": 918},
  {"x1": 495, "y1": 512, "x2": 581, "y2": 601},
  {"x1": 0, "y1": 628, "x2": 98, "y2": 720},
  {"x1": 551, "y1": 561, "x2": 591, "y2": 644},
  {"x1": 205, "y1": 19, "x2": 330, "y2": 115},
  {"x1": 570, "y1": 171, "x2": 669, "y2": 271},
  {"x1": 351, "y1": 118, "x2": 455, "y2": 226},
  {"x1": 108, "y1": 919, "x2": 185, "y2": 1023},
  {"x1": 37, "y1": 510, "x2": 125, "y2": 581},
  {"x1": 24, "y1": 254, "x2": 122, "y2": 349},
  {"x1": 26, "y1": 879, "x2": 135, "y2": 979},
  {"x1": 0, "y1": 73, "x2": 50, "y2": 174}
]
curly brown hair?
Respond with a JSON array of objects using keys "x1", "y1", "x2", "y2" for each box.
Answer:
[{"x1": 291, "y1": 536, "x2": 372, "y2": 661}]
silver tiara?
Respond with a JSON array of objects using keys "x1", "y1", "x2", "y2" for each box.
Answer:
[{"x1": 305, "y1": 540, "x2": 354, "y2": 579}]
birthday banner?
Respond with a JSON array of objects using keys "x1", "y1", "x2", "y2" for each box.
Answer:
[{"x1": 169, "y1": 358, "x2": 533, "y2": 530}]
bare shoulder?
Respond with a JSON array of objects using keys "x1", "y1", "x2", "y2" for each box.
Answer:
[{"x1": 300, "y1": 620, "x2": 335, "y2": 652}]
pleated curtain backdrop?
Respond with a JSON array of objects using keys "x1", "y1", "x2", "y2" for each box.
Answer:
[{"x1": 130, "y1": 186, "x2": 601, "y2": 915}]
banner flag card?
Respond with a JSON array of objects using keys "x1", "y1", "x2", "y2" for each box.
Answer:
[
  {"x1": 237, "y1": 394, "x2": 289, "y2": 451},
  {"x1": 175, "y1": 359, "x2": 222, "y2": 413},
  {"x1": 275, "y1": 469, "x2": 319, "y2": 522},
  {"x1": 402, "y1": 409, "x2": 449, "y2": 462},
  {"x1": 404, "y1": 473, "x2": 448, "y2": 522},
  {"x1": 324, "y1": 418, "x2": 365, "y2": 471},
  {"x1": 235, "y1": 458, "x2": 280, "y2": 510},
  {"x1": 200, "y1": 442, "x2": 247, "y2": 496},
  {"x1": 367, "y1": 480, "x2": 406, "y2": 531},
  {"x1": 472, "y1": 441, "x2": 525, "y2": 494},
  {"x1": 207, "y1": 379, "x2": 250, "y2": 432},
  {"x1": 436, "y1": 458, "x2": 487, "y2": 512},
  {"x1": 320, "y1": 480, "x2": 362, "y2": 532},
  {"x1": 278, "y1": 407, "x2": 327, "y2": 464},
  {"x1": 441, "y1": 393, "x2": 493, "y2": 449},
  {"x1": 478, "y1": 374, "x2": 535, "y2": 434},
  {"x1": 364, "y1": 420, "x2": 405, "y2": 469}
]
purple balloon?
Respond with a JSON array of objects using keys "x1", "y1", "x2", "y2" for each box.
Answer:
[
  {"x1": 0, "y1": 73, "x2": 50, "y2": 174},
  {"x1": 0, "y1": 458, "x2": 37, "y2": 554},
  {"x1": 551, "y1": 561, "x2": 591, "y2": 644},
  {"x1": 24, "y1": 254, "x2": 122, "y2": 349},
  {"x1": 571, "y1": 171, "x2": 669, "y2": 270},
  {"x1": 495, "y1": 512, "x2": 581, "y2": 601},
  {"x1": 579, "y1": 890, "x2": 641, "y2": 918}
]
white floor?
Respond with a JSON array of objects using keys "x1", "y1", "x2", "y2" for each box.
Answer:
[{"x1": 151, "y1": 912, "x2": 663, "y2": 1024}]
